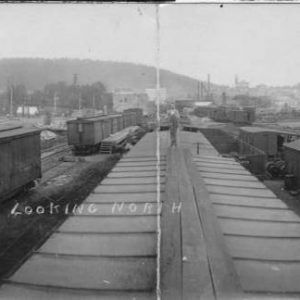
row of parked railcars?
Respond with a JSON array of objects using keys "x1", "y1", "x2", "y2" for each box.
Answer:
[
  {"x1": 214, "y1": 107, "x2": 255, "y2": 124},
  {"x1": 66, "y1": 112, "x2": 139, "y2": 154},
  {"x1": 0, "y1": 124, "x2": 41, "y2": 202},
  {"x1": 194, "y1": 106, "x2": 255, "y2": 124}
]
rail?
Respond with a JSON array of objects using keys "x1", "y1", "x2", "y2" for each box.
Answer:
[{"x1": 41, "y1": 144, "x2": 72, "y2": 172}]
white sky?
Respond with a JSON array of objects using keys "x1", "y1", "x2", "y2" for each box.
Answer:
[{"x1": 0, "y1": 3, "x2": 300, "y2": 86}]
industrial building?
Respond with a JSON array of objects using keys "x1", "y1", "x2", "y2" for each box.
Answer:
[
  {"x1": 112, "y1": 89, "x2": 149, "y2": 113},
  {"x1": 174, "y1": 99, "x2": 197, "y2": 112},
  {"x1": 145, "y1": 87, "x2": 167, "y2": 103}
]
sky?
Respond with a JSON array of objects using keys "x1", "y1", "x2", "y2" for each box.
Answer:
[{"x1": 0, "y1": 3, "x2": 300, "y2": 87}]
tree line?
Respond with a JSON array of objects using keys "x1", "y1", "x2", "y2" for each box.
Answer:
[{"x1": 0, "y1": 81, "x2": 110, "y2": 115}]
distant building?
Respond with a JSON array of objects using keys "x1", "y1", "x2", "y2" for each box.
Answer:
[
  {"x1": 193, "y1": 101, "x2": 213, "y2": 108},
  {"x1": 234, "y1": 75, "x2": 250, "y2": 94},
  {"x1": 145, "y1": 88, "x2": 167, "y2": 103},
  {"x1": 175, "y1": 99, "x2": 196, "y2": 112},
  {"x1": 16, "y1": 106, "x2": 39, "y2": 116},
  {"x1": 193, "y1": 102, "x2": 215, "y2": 118},
  {"x1": 0, "y1": 93, "x2": 8, "y2": 114},
  {"x1": 112, "y1": 89, "x2": 149, "y2": 113}
]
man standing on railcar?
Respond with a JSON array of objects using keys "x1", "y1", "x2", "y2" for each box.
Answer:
[{"x1": 167, "y1": 104, "x2": 180, "y2": 147}]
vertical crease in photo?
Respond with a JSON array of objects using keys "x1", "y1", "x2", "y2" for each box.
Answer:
[{"x1": 155, "y1": 4, "x2": 161, "y2": 300}]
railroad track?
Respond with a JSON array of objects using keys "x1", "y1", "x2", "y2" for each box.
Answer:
[
  {"x1": 0, "y1": 154, "x2": 118, "y2": 284},
  {"x1": 41, "y1": 144, "x2": 73, "y2": 172},
  {"x1": 42, "y1": 143, "x2": 72, "y2": 157}
]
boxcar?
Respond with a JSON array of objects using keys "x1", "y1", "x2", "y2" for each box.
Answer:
[
  {"x1": 122, "y1": 113, "x2": 131, "y2": 128},
  {"x1": 0, "y1": 126, "x2": 41, "y2": 202},
  {"x1": 123, "y1": 108, "x2": 143, "y2": 125},
  {"x1": 109, "y1": 114, "x2": 122, "y2": 134},
  {"x1": 239, "y1": 126, "x2": 300, "y2": 157},
  {"x1": 67, "y1": 112, "x2": 139, "y2": 154},
  {"x1": 130, "y1": 112, "x2": 137, "y2": 126},
  {"x1": 102, "y1": 117, "x2": 112, "y2": 138},
  {"x1": 117, "y1": 115, "x2": 124, "y2": 132},
  {"x1": 67, "y1": 114, "x2": 125, "y2": 154},
  {"x1": 67, "y1": 115, "x2": 110, "y2": 153},
  {"x1": 123, "y1": 112, "x2": 137, "y2": 127}
]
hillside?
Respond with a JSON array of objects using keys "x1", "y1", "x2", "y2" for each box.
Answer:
[{"x1": 0, "y1": 58, "x2": 201, "y2": 98}]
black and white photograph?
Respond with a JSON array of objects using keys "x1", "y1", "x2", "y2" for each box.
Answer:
[{"x1": 0, "y1": 2, "x2": 300, "y2": 299}]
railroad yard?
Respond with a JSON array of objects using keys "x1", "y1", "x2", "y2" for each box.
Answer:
[
  {"x1": 2, "y1": 3, "x2": 300, "y2": 299},
  {"x1": 0, "y1": 114, "x2": 300, "y2": 299}
]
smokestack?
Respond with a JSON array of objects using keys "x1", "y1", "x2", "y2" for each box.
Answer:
[
  {"x1": 235, "y1": 75, "x2": 238, "y2": 86},
  {"x1": 73, "y1": 73, "x2": 78, "y2": 86}
]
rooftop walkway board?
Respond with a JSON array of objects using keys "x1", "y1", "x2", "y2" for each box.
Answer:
[{"x1": 179, "y1": 130, "x2": 300, "y2": 297}]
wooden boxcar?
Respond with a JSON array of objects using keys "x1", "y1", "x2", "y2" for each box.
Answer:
[
  {"x1": 123, "y1": 112, "x2": 137, "y2": 127},
  {"x1": 122, "y1": 113, "x2": 131, "y2": 128},
  {"x1": 67, "y1": 112, "x2": 139, "y2": 154},
  {"x1": 0, "y1": 125, "x2": 41, "y2": 202},
  {"x1": 283, "y1": 140, "x2": 300, "y2": 188},
  {"x1": 228, "y1": 109, "x2": 255, "y2": 124},
  {"x1": 67, "y1": 114, "x2": 125, "y2": 154},
  {"x1": 123, "y1": 108, "x2": 143, "y2": 125},
  {"x1": 239, "y1": 126, "x2": 300, "y2": 157},
  {"x1": 67, "y1": 115, "x2": 110, "y2": 153},
  {"x1": 102, "y1": 117, "x2": 112, "y2": 138},
  {"x1": 116, "y1": 115, "x2": 124, "y2": 132},
  {"x1": 108, "y1": 114, "x2": 123, "y2": 134},
  {"x1": 208, "y1": 106, "x2": 255, "y2": 124}
]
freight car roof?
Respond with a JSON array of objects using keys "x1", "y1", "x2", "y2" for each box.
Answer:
[
  {"x1": 0, "y1": 127, "x2": 41, "y2": 143},
  {"x1": 240, "y1": 126, "x2": 300, "y2": 136},
  {"x1": 284, "y1": 139, "x2": 300, "y2": 151},
  {"x1": 0, "y1": 123, "x2": 23, "y2": 132},
  {"x1": 240, "y1": 126, "x2": 270, "y2": 133},
  {"x1": 67, "y1": 114, "x2": 123, "y2": 124}
]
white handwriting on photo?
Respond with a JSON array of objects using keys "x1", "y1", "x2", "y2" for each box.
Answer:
[{"x1": 10, "y1": 202, "x2": 182, "y2": 216}]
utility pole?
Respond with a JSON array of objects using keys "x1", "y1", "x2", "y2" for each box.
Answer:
[
  {"x1": 10, "y1": 85, "x2": 13, "y2": 116},
  {"x1": 197, "y1": 81, "x2": 200, "y2": 101},
  {"x1": 53, "y1": 92, "x2": 58, "y2": 115},
  {"x1": 22, "y1": 94, "x2": 25, "y2": 117},
  {"x1": 92, "y1": 94, "x2": 96, "y2": 111},
  {"x1": 73, "y1": 73, "x2": 82, "y2": 114},
  {"x1": 78, "y1": 92, "x2": 82, "y2": 112},
  {"x1": 207, "y1": 74, "x2": 211, "y2": 99},
  {"x1": 200, "y1": 81, "x2": 204, "y2": 101},
  {"x1": 27, "y1": 94, "x2": 31, "y2": 118},
  {"x1": 6, "y1": 77, "x2": 15, "y2": 116},
  {"x1": 73, "y1": 73, "x2": 78, "y2": 86}
]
